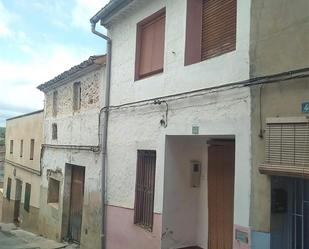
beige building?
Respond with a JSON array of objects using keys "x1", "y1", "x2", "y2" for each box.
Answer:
[{"x1": 2, "y1": 110, "x2": 44, "y2": 233}]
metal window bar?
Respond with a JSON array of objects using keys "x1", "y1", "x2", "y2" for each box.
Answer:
[
  {"x1": 288, "y1": 178, "x2": 307, "y2": 249},
  {"x1": 134, "y1": 150, "x2": 156, "y2": 231}
]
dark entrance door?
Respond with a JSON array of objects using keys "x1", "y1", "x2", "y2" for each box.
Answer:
[
  {"x1": 68, "y1": 165, "x2": 85, "y2": 243},
  {"x1": 271, "y1": 177, "x2": 309, "y2": 249},
  {"x1": 208, "y1": 141, "x2": 235, "y2": 249},
  {"x1": 14, "y1": 179, "x2": 22, "y2": 224}
]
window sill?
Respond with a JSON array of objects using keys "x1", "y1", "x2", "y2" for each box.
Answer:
[
  {"x1": 135, "y1": 69, "x2": 163, "y2": 82},
  {"x1": 48, "y1": 202, "x2": 59, "y2": 210}
]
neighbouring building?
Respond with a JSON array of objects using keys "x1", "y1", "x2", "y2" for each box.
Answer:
[
  {"x1": 0, "y1": 145, "x2": 5, "y2": 188},
  {"x1": 2, "y1": 110, "x2": 44, "y2": 233},
  {"x1": 37, "y1": 55, "x2": 106, "y2": 248},
  {"x1": 249, "y1": 0, "x2": 309, "y2": 248},
  {"x1": 91, "y1": 1, "x2": 252, "y2": 249}
]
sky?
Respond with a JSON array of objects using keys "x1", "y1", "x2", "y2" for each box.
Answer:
[{"x1": 0, "y1": 0, "x2": 110, "y2": 126}]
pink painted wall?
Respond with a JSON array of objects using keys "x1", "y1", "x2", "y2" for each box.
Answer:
[{"x1": 106, "y1": 205, "x2": 162, "y2": 249}]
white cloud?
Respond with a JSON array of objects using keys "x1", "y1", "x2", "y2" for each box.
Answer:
[
  {"x1": 0, "y1": 1, "x2": 17, "y2": 38},
  {"x1": 0, "y1": 43, "x2": 94, "y2": 123},
  {"x1": 72, "y1": 0, "x2": 110, "y2": 30}
]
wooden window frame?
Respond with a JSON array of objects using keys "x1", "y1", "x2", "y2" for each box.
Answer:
[
  {"x1": 47, "y1": 177, "x2": 60, "y2": 204},
  {"x1": 24, "y1": 183, "x2": 31, "y2": 212},
  {"x1": 30, "y1": 139, "x2": 35, "y2": 160},
  {"x1": 134, "y1": 150, "x2": 156, "y2": 231},
  {"x1": 135, "y1": 8, "x2": 166, "y2": 81}
]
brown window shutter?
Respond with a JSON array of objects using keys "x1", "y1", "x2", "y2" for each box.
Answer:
[
  {"x1": 201, "y1": 0, "x2": 237, "y2": 60},
  {"x1": 134, "y1": 150, "x2": 156, "y2": 230},
  {"x1": 135, "y1": 9, "x2": 165, "y2": 80},
  {"x1": 185, "y1": 0, "x2": 203, "y2": 66}
]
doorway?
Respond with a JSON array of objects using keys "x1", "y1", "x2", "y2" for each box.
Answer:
[
  {"x1": 14, "y1": 179, "x2": 22, "y2": 225},
  {"x1": 68, "y1": 165, "x2": 85, "y2": 243},
  {"x1": 208, "y1": 140, "x2": 235, "y2": 249}
]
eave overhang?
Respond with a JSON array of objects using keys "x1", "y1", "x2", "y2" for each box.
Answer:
[
  {"x1": 90, "y1": 0, "x2": 134, "y2": 27},
  {"x1": 37, "y1": 55, "x2": 106, "y2": 93}
]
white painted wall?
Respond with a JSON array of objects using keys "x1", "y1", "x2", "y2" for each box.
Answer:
[
  {"x1": 162, "y1": 136, "x2": 208, "y2": 249},
  {"x1": 107, "y1": 86, "x2": 252, "y2": 229},
  {"x1": 108, "y1": 0, "x2": 251, "y2": 105}
]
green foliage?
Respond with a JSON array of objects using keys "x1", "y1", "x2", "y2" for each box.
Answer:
[{"x1": 0, "y1": 127, "x2": 5, "y2": 145}]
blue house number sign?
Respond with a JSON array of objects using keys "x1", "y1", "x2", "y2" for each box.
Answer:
[{"x1": 302, "y1": 102, "x2": 309, "y2": 113}]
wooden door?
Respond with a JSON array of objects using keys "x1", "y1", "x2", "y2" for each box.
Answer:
[
  {"x1": 208, "y1": 141, "x2": 235, "y2": 249},
  {"x1": 69, "y1": 166, "x2": 85, "y2": 243},
  {"x1": 14, "y1": 179, "x2": 22, "y2": 224}
]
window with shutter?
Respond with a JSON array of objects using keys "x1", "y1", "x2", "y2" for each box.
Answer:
[
  {"x1": 134, "y1": 150, "x2": 156, "y2": 231},
  {"x1": 6, "y1": 177, "x2": 11, "y2": 200},
  {"x1": 20, "y1": 140, "x2": 23, "y2": 157},
  {"x1": 53, "y1": 90, "x2": 58, "y2": 117},
  {"x1": 10, "y1": 140, "x2": 13, "y2": 154},
  {"x1": 30, "y1": 139, "x2": 35, "y2": 160},
  {"x1": 260, "y1": 117, "x2": 309, "y2": 178},
  {"x1": 185, "y1": 0, "x2": 237, "y2": 65},
  {"x1": 73, "y1": 82, "x2": 81, "y2": 111},
  {"x1": 135, "y1": 9, "x2": 165, "y2": 80},
  {"x1": 24, "y1": 183, "x2": 31, "y2": 212},
  {"x1": 201, "y1": 0, "x2": 237, "y2": 60}
]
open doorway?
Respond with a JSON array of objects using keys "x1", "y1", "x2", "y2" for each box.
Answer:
[{"x1": 162, "y1": 136, "x2": 235, "y2": 249}]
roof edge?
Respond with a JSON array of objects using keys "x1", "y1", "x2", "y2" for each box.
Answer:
[
  {"x1": 37, "y1": 55, "x2": 106, "y2": 92},
  {"x1": 90, "y1": 0, "x2": 134, "y2": 26},
  {"x1": 7, "y1": 110, "x2": 44, "y2": 122}
]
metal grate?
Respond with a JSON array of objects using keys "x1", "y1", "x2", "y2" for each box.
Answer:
[{"x1": 134, "y1": 150, "x2": 156, "y2": 231}]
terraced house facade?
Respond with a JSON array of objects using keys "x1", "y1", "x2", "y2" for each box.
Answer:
[
  {"x1": 90, "y1": 0, "x2": 309, "y2": 249},
  {"x1": 2, "y1": 110, "x2": 44, "y2": 234}
]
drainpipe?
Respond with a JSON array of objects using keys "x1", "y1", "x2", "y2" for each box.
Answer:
[{"x1": 91, "y1": 21, "x2": 111, "y2": 249}]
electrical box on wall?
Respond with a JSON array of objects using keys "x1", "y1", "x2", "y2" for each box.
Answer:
[{"x1": 190, "y1": 161, "x2": 201, "y2": 188}]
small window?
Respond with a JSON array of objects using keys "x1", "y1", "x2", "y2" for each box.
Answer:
[
  {"x1": 53, "y1": 90, "x2": 58, "y2": 116},
  {"x1": 6, "y1": 177, "x2": 11, "y2": 200},
  {"x1": 135, "y1": 8, "x2": 166, "y2": 80},
  {"x1": 20, "y1": 140, "x2": 23, "y2": 157},
  {"x1": 47, "y1": 178, "x2": 60, "y2": 204},
  {"x1": 185, "y1": 0, "x2": 237, "y2": 65},
  {"x1": 73, "y1": 82, "x2": 81, "y2": 111},
  {"x1": 10, "y1": 140, "x2": 13, "y2": 154},
  {"x1": 52, "y1": 123, "x2": 57, "y2": 140},
  {"x1": 134, "y1": 150, "x2": 156, "y2": 231},
  {"x1": 30, "y1": 139, "x2": 35, "y2": 160},
  {"x1": 24, "y1": 183, "x2": 31, "y2": 212}
]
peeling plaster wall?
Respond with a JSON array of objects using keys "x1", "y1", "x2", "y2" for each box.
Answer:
[
  {"x1": 44, "y1": 68, "x2": 104, "y2": 146},
  {"x1": 106, "y1": 87, "x2": 251, "y2": 248},
  {"x1": 39, "y1": 67, "x2": 104, "y2": 249},
  {"x1": 39, "y1": 148, "x2": 102, "y2": 248}
]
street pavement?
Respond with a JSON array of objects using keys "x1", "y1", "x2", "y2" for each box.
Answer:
[{"x1": 0, "y1": 223, "x2": 78, "y2": 249}]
